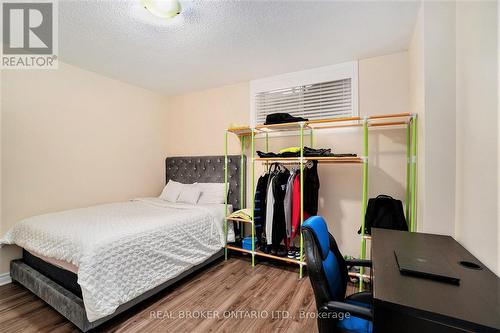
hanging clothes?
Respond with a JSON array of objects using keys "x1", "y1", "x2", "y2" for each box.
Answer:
[
  {"x1": 283, "y1": 170, "x2": 296, "y2": 240},
  {"x1": 271, "y1": 168, "x2": 290, "y2": 247},
  {"x1": 291, "y1": 173, "x2": 301, "y2": 241},
  {"x1": 265, "y1": 173, "x2": 275, "y2": 246},
  {"x1": 304, "y1": 160, "x2": 320, "y2": 216},
  {"x1": 253, "y1": 172, "x2": 269, "y2": 245},
  {"x1": 291, "y1": 165, "x2": 317, "y2": 241},
  {"x1": 255, "y1": 161, "x2": 319, "y2": 250}
]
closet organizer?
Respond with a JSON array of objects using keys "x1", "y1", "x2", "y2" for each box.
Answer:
[{"x1": 223, "y1": 113, "x2": 417, "y2": 287}]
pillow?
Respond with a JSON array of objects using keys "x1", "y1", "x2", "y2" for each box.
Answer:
[
  {"x1": 177, "y1": 184, "x2": 202, "y2": 204},
  {"x1": 197, "y1": 182, "x2": 228, "y2": 204},
  {"x1": 159, "y1": 180, "x2": 184, "y2": 202}
]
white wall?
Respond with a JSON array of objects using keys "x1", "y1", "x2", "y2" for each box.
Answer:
[
  {"x1": 0, "y1": 62, "x2": 169, "y2": 273},
  {"x1": 408, "y1": 1, "x2": 499, "y2": 276},
  {"x1": 455, "y1": 0, "x2": 499, "y2": 275},
  {"x1": 410, "y1": 1, "x2": 458, "y2": 236},
  {"x1": 422, "y1": 1, "x2": 457, "y2": 236}
]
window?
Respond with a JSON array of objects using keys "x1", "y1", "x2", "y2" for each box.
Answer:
[{"x1": 250, "y1": 61, "x2": 358, "y2": 126}]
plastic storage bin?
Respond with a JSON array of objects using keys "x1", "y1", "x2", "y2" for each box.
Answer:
[{"x1": 242, "y1": 236, "x2": 257, "y2": 251}]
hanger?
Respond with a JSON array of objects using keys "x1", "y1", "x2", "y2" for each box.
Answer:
[{"x1": 305, "y1": 160, "x2": 315, "y2": 169}]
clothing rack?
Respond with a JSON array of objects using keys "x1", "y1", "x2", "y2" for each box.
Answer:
[{"x1": 224, "y1": 113, "x2": 417, "y2": 288}]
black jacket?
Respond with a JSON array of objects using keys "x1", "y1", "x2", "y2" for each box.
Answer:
[
  {"x1": 271, "y1": 169, "x2": 290, "y2": 247},
  {"x1": 254, "y1": 173, "x2": 269, "y2": 244},
  {"x1": 304, "y1": 161, "x2": 320, "y2": 216}
]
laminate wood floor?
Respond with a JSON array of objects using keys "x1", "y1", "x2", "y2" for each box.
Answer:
[{"x1": 0, "y1": 257, "x2": 362, "y2": 333}]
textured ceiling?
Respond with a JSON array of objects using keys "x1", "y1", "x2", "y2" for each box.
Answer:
[{"x1": 59, "y1": 0, "x2": 420, "y2": 96}]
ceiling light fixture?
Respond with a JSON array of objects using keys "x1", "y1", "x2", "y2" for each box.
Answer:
[{"x1": 141, "y1": 0, "x2": 181, "y2": 19}]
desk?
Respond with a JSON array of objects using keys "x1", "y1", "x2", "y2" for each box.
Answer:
[{"x1": 371, "y1": 229, "x2": 500, "y2": 333}]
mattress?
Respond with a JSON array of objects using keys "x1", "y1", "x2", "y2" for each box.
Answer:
[
  {"x1": 1, "y1": 198, "x2": 234, "y2": 322},
  {"x1": 27, "y1": 249, "x2": 78, "y2": 273},
  {"x1": 23, "y1": 248, "x2": 83, "y2": 298}
]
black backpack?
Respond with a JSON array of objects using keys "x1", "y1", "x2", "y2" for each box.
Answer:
[{"x1": 358, "y1": 195, "x2": 408, "y2": 235}]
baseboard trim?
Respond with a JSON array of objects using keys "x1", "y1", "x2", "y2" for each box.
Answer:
[{"x1": 0, "y1": 272, "x2": 12, "y2": 286}]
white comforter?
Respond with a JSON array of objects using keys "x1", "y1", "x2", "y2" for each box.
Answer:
[{"x1": 1, "y1": 198, "x2": 234, "y2": 322}]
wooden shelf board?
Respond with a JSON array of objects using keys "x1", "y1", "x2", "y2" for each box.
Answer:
[
  {"x1": 227, "y1": 113, "x2": 413, "y2": 135},
  {"x1": 255, "y1": 156, "x2": 363, "y2": 164},
  {"x1": 254, "y1": 122, "x2": 308, "y2": 132},
  {"x1": 254, "y1": 249, "x2": 305, "y2": 265},
  {"x1": 348, "y1": 272, "x2": 371, "y2": 279},
  {"x1": 227, "y1": 126, "x2": 253, "y2": 136},
  {"x1": 226, "y1": 245, "x2": 253, "y2": 254},
  {"x1": 225, "y1": 245, "x2": 305, "y2": 266}
]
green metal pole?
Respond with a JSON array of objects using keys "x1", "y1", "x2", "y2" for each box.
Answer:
[
  {"x1": 240, "y1": 136, "x2": 245, "y2": 240},
  {"x1": 251, "y1": 129, "x2": 256, "y2": 266},
  {"x1": 224, "y1": 131, "x2": 229, "y2": 260},
  {"x1": 299, "y1": 123, "x2": 305, "y2": 279},
  {"x1": 360, "y1": 118, "x2": 369, "y2": 290},
  {"x1": 410, "y1": 115, "x2": 418, "y2": 232},
  {"x1": 405, "y1": 122, "x2": 411, "y2": 222}
]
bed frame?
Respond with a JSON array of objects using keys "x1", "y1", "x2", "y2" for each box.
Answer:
[{"x1": 10, "y1": 155, "x2": 245, "y2": 332}]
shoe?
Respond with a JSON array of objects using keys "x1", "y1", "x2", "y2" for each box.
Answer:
[
  {"x1": 287, "y1": 250, "x2": 295, "y2": 259},
  {"x1": 348, "y1": 262, "x2": 360, "y2": 283},
  {"x1": 295, "y1": 251, "x2": 302, "y2": 260},
  {"x1": 277, "y1": 247, "x2": 288, "y2": 257},
  {"x1": 260, "y1": 244, "x2": 271, "y2": 254}
]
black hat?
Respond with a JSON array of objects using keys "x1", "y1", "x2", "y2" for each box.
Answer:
[{"x1": 264, "y1": 113, "x2": 308, "y2": 125}]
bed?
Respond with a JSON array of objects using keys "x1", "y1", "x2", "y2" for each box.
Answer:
[{"x1": 1, "y1": 155, "x2": 245, "y2": 332}]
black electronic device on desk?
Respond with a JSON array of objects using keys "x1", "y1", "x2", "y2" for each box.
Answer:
[{"x1": 394, "y1": 249, "x2": 460, "y2": 285}]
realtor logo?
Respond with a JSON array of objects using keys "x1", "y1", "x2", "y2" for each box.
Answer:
[{"x1": 1, "y1": 0, "x2": 58, "y2": 69}]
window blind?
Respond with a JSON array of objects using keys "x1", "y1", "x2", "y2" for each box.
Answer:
[{"x1": 254, "y1": 78, "x2": 352, "y2": 125}]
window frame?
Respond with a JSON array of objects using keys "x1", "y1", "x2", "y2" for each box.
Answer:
[{"x1": 250, "y1": 61, "x2": 359, "y2": 127}]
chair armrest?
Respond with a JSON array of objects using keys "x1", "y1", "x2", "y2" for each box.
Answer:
[
  {"x1": 323, "y1": 301, "x2": 373, "y2": 321},
  {"x1": 346, "y1": 291, "x2": 373, "y2": 305},
  {"x1": 345, "y1": 259, "x2": 372, "y2": 268}
]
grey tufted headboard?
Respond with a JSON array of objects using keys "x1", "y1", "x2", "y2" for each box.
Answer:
[{"x1": 165, "y1": 155, "x2": 246, "y2": 210}]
